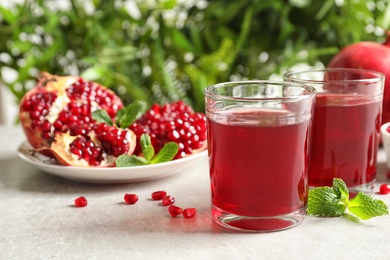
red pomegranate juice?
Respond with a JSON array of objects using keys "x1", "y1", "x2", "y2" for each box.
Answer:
[
  {"x1": 309, "y1": 94, "x2": 382, "y2": 188},
  {"x1": 208, "y1": 110, "x2": 310, "y2": 217}
]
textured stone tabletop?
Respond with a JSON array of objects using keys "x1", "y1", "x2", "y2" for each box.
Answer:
[{"x1": 1, "y1": 125, "x2": 390, "y2": 260}]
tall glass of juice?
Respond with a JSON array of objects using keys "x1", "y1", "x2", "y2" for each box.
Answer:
[
  {"x1": 284, "y1": 68, "x2": 384, "y2": 193},
  {"x1": 204, "y1": 81, "x2": 316, "y2": 232}
]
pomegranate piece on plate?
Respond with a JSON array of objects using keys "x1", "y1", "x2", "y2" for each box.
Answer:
[
  {"x1": 129, "y1": 101, "x2": 207, "y2": 159},
  {"x1": 50, "y1": 122, "x2": 136, "y2": 167},
  {"x1": 19, "y1": 72, "x2": 123, "y2": 152},
  {"x1": 19, "y1": 72, "x2": 139, "y2": 167}
]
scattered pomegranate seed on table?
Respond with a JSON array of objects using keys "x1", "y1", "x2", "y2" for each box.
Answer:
[
  {"x1": 124, "y1": 194, "x2": 139, "y2": 204},
  {"x1": 162, "y1": 195, "x2": 175, "y2": 206},
  {"x1": 168, "y1": 205, "x2": 184, "y2": 217},
  {"x1": 74, "y1": 196, "x2": 88, "y2": 207},
  {"x1": 379, "y1": 184, "x2": 390, "y2": 194},
  {"x1": 151, "y1": 190, "x2": 167, "y2": 200},
  {"x1": 183, "y1": 208, "x2": 197, "y2": 218}
]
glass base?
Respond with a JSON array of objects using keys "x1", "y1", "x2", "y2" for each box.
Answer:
[
  {"x1": 310, "y1": 180, "x2": 375, "y2": 196},
  {"x1": 347, "y1": 181, "x2": 375, "y2": 195},
  {"x1": 212, "y1": 205, "x2": 306, "y2": 232}
]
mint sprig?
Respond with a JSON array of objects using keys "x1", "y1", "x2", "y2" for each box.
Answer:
[
  {"x1": 308, "y1": 178, "x2": 388, "y2": 220},
  {"x1": 116, "y1": 133, "x2": 179, "y2": 167},
  {"x1": 92, "y1": 100, "x2": 147, "y2": 128}
]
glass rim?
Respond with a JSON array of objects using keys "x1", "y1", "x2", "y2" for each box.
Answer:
[
  {"x1": 204, "y1": 80, "x2": 316, "y2": 101},
  {"x1": 283, "y1": 68, "x2": 385, "y2": 84}
]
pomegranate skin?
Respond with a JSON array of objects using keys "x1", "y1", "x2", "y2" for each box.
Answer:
[{"x1": 328, "y1": 40, "x2": 390, "y2": 124}]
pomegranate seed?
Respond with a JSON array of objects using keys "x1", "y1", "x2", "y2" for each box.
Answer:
[
  {"x1": 162, "y1": 195, "x2": 175, "y2": 206},
  {"x1": 151, "y1": 190, "x2": 167, "y2": 200},
  {"x1": 183, "y1": 208, "x2": 197, "y2": 218},
  {"x1": 124, "y1": 194, "x2": 139, "y2": 204},
  {"x1": 379, "y1": 184, "x2": 390, "y2": 194},
  {"x1": 168, "y1": 205, "x2": 183, "y2": 217},
  {"x1": 168, "y1": 130, "x2": 180, "y2": 141},
  {"x1": 386, "y1": 171, "x2": 390, "y2": 179},
  {"x1": 74, "y1": 196, "x2": 88, "y2": 207},
  {"x1": 70, "y1": 147, "x2": 82, "y2": 158}
]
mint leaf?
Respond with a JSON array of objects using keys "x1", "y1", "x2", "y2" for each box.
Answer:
[
  {"x1": 332, "y1": 178, "x2": 349, "y2": 203},
  {"x1": 92, "y1": 109, "x2": 113, "y2": 125},
  {"x1": 116, "y1": 154, "x2": 149, "y2": 167},
  {"x1": 116, "y1": 135, "x2": 178, "y2": 167},
  {"x1": 140, "y1": 134, "x2": 154, "y2": 161},
  {"x1": 150, "y1": 142, "x2": 179, "y2": 164},
  {"x1": 116, "y1": 101, "x2": 147, "y2": 128},
  {"x1": 308, "y1": 187, "x2": 347, "y2": 217},
  {"x1": 116, "y1": 134, "x2": 179, "y2": 167},
  {"x1": 308, "y1": 178, "x2": 389, "y2": 220},
  {"x1": 347, "y1": 192, "x2": 389, "y2": 220}
]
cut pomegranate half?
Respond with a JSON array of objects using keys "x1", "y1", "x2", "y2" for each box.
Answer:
[{"x1": 19, "y1": 72, "x2": 123, "y2": 152}]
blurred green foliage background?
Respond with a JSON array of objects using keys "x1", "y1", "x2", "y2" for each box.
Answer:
[{"x1": 1, "y1": 0, "x2": 389, "y2": 112}]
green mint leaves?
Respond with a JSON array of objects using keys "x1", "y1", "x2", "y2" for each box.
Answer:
[
  {"x1": 92, "y1": 100, "x2": 147, "y2": 128},
  {"x1": 116, "y1": 133, "x2": 179, "y2": 167},
  {"x1": 308, "y1": 178, "x2": 388, "y2": 220}
]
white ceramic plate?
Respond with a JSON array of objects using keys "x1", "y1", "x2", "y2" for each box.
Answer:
[{"x1": 17, "y1": 141, "x2": 208, "y2": 184}]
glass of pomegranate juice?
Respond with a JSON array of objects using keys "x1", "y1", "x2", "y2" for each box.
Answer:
[
  {"x1": 204, "y1": 81, "x2": 316, "y2": 232},
  {"x1": 284, "y1": 68, "x2": 384, "y2": 193}
]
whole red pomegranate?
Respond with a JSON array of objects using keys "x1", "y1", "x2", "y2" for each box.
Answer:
[
  {"x1": 328, "y1": 36, "x2": 390, "y2": 124},
  {"x1": 19, "y1": 72, "x2": 137, "y2": 167}
]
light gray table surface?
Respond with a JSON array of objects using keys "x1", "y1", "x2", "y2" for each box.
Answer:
[{"x1": 1, "y1": 125, "x2": 390, "y2": 260}]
